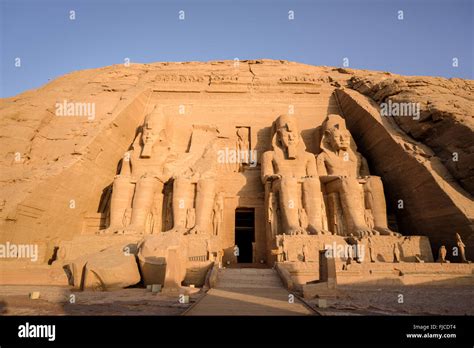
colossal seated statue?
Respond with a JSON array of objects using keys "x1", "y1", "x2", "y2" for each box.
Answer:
[
  {"x1": 316, "y1": 114, "x2": 399, "y2": 237},
  {"x1": 103, "y1": 110, "x2": 226, "y2": 236},
  {"x1": 103, "y1": 107, "x2": 175, "y2": 235},
  {"x1": 167, "y1": 138, "x2": 218, "y2": 235},
  {"x1": 262, "y1": 115, "x2": 326, "y2": 235}
]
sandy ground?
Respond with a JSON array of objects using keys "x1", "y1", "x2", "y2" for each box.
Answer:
[
  {"x1": 1, "y1": 284, "x2": 472, "y2": 316},
  {"x1": 0, "y1": 285, "x2": 202, "y2": 315},
  {"x1": 308, "y1": 285, "x2": 474, "y2": 316}
]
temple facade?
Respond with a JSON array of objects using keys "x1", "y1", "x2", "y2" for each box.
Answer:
[{"x1": 1, "y1": 61, "x2": 472, "y2": 291}]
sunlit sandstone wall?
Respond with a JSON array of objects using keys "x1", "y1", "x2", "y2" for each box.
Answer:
[
  {"x1": 1, "y1": 60, "x2": 472, "y2": 263},
  {"x1": 147, "y1": 61, "x2": 343, "y2": 264}
]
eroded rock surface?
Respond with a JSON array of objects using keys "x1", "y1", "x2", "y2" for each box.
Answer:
[{"x1": 349, "y1": 74, "x2": 474, "y2": 194}]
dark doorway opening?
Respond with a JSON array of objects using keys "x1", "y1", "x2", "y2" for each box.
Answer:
[{"x1": 235, "y1": 208, "x2": 255, "y2": 263}]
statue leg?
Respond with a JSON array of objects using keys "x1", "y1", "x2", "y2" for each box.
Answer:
[
  {"x1": 106, "y1": 175, "x2": 135, "y2": 233},
  {"x1": 191, "y1": 178, "x2": 216, "y2": 234},
  {"x1": 364, "y1": 176, "x2": 399, "y2": 236},
  {"x1": 213, "y1": 216, "x2": 218, "y2": 236},
  {"x1": 172, "y1": 177, "x2": 194, "y2": 231},
  {"x1": 302, "y1": 177, "x2": 326, "y2": 234},
  {"x1": 276, "y1": 177, "x2": 303, "y2": 235},
  {"x1": 127, "y1": 176, "x2": 162, "y2": 234},
  {"x1": 335, "y1": 177, "x2": 372, "y2": 237}
]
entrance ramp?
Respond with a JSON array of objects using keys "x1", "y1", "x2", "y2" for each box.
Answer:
[
  {"x1": 184, "y1": 268, "x2": 315, "y2": 315},
  {"x1": 216, "y1": 268, "x2": 283, "y2": 288}
]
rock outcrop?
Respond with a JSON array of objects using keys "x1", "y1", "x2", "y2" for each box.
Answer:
[{"x1": 349, "y1": 74, "x2": 474, "y2": 194}]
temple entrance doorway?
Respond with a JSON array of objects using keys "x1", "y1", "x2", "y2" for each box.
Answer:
[{"x1": 234, "y1": 208, "x2": 255, "y2": 263}]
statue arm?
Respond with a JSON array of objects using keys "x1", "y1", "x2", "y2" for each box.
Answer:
[
  {"x1": 317, "y1": 153, "x2": 343, "y2": 184},
  {"x1": 306, "y1": 154, "x2": 318, "y2": 177},
  {"x1": 316, "y1": 153, "x2": 328, "y2": 176},
  {"x1": 261, "y1": 151, "x2": 275, "y2": 183}
]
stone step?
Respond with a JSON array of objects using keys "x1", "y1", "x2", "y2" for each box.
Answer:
[
  {"x1": 217, "y1": 280, "x2": 283, "y2": 288},
  {"x1": 217, "y1": 275, "x2": 282, "y2": 282},
  {"x1": 217, "y1": 273, "x2": 279, "y2": 280},
  {"x1": 217, "y1": 283, "x2": 283, "y2": 289},
  {"x1": 218, "y1": 268, "x2": 275, "y2": 275},
  {"x1": 216, "y1": 268, "x2": 283, "y2": 288},
  {"x1": 217, "y1": 278, "x2": 282, "y2": 286},
  {"x1": 217, "y1": 271, "x2": 278, "y2": 278}
]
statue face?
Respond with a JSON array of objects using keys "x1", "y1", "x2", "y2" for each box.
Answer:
[
  {"x1": 143, "y1": 123, "x2": 165, "y2": 146},
  {"x1": 143, "y1": 128, "x2": 153, "y2": 143},
  {"x1": 327, "y1": 125, "x2": 350, "y2": 151},
  {"x1": 277, "y1": 124, "x2": 299, "y2": 149},
  {"x1": 142, "y1": 118, "x2": 155, "y2": 144},
  {"x1": 274, "y1": 115, "x2": 300, "y2": 158}
]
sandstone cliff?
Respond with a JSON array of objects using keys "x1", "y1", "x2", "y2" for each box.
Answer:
[{"x1": 0, "y1": 60, "x2": 472, "y2": 260}]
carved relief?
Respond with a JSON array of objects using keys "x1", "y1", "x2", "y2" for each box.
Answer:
[
  {"x1": 279, "y1": 75, "x2": 325, "y2": 84},
  {"x1": 155, "y1": 74, "x2": 206, "y2": 83},
  {"x1": 211, "y1": 75, "x2": 239, "y2": 83},
  {"x1": 212, "y1": 192, "x2": 224, "y2": 236}
]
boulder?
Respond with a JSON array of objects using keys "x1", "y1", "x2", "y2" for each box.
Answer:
[
  {"x1": 138, "y1": 232, "x2": 188, "y2": 288},
  {"x1": 66, "y1": 245, "x2": 141, "y2": 290}
]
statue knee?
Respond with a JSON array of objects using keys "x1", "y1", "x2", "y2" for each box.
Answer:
[
  {"x1": 136, "y1": 176, "x2": 160, "y2": 196},
  {"x1": 197, "y1": 178, "x2": 215, "y2": 193},
  {"x1": 280, "y1": 176, "x2": 298, "y2": 188},
  {"x1": 367, "y1": 175, "x2": 382, "y2": 185},
  {"x1": 339, "y1": 177, "x2": 357, "y2": 190},
  {"x1": 173, "y1": 177, "x2": 192, "y2": 196},
  {"x1": 365, "y1": 176, "x2": 384, "y2": 193}
]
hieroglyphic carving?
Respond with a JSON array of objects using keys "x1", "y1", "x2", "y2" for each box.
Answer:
[
  {"x1": 155, "y1": 74, "x2": 207, "y2": 83},
  {"x1": 211, "y1": 75, "x2": 239, "y2": 83},
  {"x1": 279, "y1": 75, "x2": 326, "y2": 84},
  {"x1": 154, "y1": 74, "x2": 240, "y2": 84}
]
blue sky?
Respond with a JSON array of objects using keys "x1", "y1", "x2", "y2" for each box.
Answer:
[{"x1": 1, "y1": 0, "x2": 472, "y2": 97}]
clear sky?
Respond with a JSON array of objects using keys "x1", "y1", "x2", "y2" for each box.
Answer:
[{"x1": 1, "y1": 0, "x2": 472, "y2": 97}]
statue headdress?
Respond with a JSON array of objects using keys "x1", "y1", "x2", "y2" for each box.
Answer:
[{"x1": 270, "y1": 115, "x2": 307, "y2": 158}]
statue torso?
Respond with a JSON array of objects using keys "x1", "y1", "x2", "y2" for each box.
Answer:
[
  {"x1": 323, "y1": 151, "x2": 360, "y2": 178},
  {"x1": 272, "y1": 150, "x2": 310, "y2": 178}
]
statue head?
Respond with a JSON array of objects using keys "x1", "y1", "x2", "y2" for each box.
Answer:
[
  {"x1": 321, "y1": 114, "x2": 351, "y2": 152},
  {"x1": 141, "y1": 106, "x2": 167, "y2": 158},
  {"x1": 272, "y1": 115, "x2": 300, "y2": 159}
]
